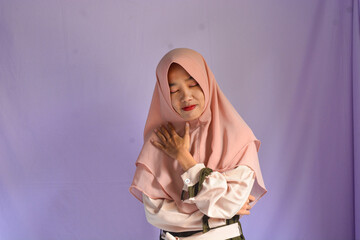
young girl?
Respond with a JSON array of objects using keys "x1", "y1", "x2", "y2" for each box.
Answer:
[{"x1": 129, "y1": 48, "x2": 267, "y2": 240}]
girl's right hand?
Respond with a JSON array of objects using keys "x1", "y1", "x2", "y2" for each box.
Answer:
[{"x1": 237, "y1": 194, "x2": 255, "y2": 215}]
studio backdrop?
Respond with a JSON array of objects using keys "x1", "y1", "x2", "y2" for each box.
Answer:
[{"x1": 0, "y1": 0, "x2": 359, "y2": 239}]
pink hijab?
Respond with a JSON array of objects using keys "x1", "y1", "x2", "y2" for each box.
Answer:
[{"x1": 129, "y1": 48, "x2": 267, "y2": 214}]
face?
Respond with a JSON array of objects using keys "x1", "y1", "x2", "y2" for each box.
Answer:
[{"x1": 167, "y1": 63, "x2": 205, "y2": 121}]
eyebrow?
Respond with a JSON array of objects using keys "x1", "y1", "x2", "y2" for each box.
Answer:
[{"x1": 169, "y1": 76, "x2": 194, "y2": 87}]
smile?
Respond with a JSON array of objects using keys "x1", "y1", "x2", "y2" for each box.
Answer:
[{"x1": 182, "y1": 105, "x2": 196, "y2": 111}]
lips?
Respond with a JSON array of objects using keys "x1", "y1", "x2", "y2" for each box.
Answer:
[{"x1": 182, "y1": 105, "x2": 196, "y2": 111}]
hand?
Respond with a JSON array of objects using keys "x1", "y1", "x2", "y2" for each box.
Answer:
[
  {"x1": 237, "y1": 194, "x2": 255, "y2": 215},
  {"x1": 151, "y1": 122, "x2": 190, "y2": 161}
]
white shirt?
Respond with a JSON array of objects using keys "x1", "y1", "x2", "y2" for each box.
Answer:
[{"x1": 142, "y1": 163, "x2": 255, "y2": 232}]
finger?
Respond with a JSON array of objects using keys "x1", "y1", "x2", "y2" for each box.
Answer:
[
  {"x1": 160, "y1": 125, "x2": 171, "y2": 140},
  {"x1": 183, "y1": 122, "x2": 190, "y2": 139},
  {"x1": 246, "y1": 203, "x2": 252, "y2": 210},
  {"x1": 150, "y1": 139, "x2": 165, "y2": 150},
  {"x1": 167, "y1": 122, "x2": 178, "y2": 137},
  {"x1": 237, "y1": 209, "x2": 250, "y2": 215},
  {"x1": 154, "y1": 129, "x2": 166, "y2": 142},
  {"x1": 249, "y1": 194, "x2": 255, "y2": 202}
]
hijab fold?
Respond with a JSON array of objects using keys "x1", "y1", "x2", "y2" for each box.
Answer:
[{"x1": 129, "y1": 48, "x2": 267, "y2": 213}]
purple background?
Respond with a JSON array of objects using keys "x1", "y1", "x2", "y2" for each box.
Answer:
[{"x1": 1, "y1": 0, "x2": 359, "y2": 239}]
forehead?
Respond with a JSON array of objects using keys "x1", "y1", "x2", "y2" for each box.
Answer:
[
  {"x1": 167, "y1": 63, "x2": 193, "y2": 83},
  {"x1": 168, "y1": 63, "x2": 189, "y2": 76}
]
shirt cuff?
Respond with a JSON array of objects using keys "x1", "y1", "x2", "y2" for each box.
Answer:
[{"x1": 181, "y1": 163, "x2": 206, "y2": 189}]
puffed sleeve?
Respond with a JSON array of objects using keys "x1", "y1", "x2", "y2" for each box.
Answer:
[{"x1": 180, "y1": 163, "x2": 255, "y2": 219}]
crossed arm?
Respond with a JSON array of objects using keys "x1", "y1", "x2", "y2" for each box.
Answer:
[{"x1": 143, "y1": 163, "x2": 256, "y2": 232}]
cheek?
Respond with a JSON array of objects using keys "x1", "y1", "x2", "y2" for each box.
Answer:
[
  {"x1": 170, "y1": 96, "x2": 179, "y2": 108},
  {"x1": 195, "y1": 90, "x2": 205, "y2": 105}
]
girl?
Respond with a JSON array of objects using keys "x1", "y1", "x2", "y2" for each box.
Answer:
[{"x1": 129, "y1": 48, "x2": 267, "y2": 240}]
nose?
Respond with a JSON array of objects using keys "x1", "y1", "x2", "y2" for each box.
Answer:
[{"x1": 181, "y1": 88, "x2": 193, "y2": 103}]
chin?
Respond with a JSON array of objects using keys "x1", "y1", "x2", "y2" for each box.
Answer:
[{"x1": 182, "y1": 114, "x2": 200, "y2": 121}]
